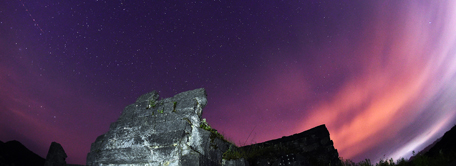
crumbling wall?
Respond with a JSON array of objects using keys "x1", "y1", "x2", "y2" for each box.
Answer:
[
  {"x1": 86, "y1": 88, "x2": 340, "y2": 166},
  {"x1": 232, "y1": 125, "x2": 341, "y2": 166},
  {"x1": 87, "y1": 88, "x2": 234, "y2": 166}
]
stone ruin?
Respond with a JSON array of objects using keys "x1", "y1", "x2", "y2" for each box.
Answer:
[
  {"x1": 87, "y1": 88, "x2": 234, "y2": 165},
  {"x1": 44, "y1": 142, "x2": 67, "y2": 166},
  {"x1": 86, "y1": 88, "x2": 341, "y2": 166},
  {"x1": 237, "y1": 125, "x2": 341, "y2": 166}
]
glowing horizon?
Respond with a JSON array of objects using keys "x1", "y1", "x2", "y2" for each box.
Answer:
[{"x1": 297, "y1": 0, "x2": 456, "y2": 161}]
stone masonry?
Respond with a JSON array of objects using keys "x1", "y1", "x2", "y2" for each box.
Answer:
[
  {"x1": 237, "y1": 125, "x2": 341, "y2": 166},
  {"x1": 86, "y1": 88, "x2": 235, "y2": 166},
  {"x1": 86, "y1": 88, "x2": 340, "y2": 166}
]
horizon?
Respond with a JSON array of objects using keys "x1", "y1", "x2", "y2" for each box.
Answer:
[
  {"x1": 1, "y1": 122, "x2": 455, "y2": 163},
  {"x1": 1, "y1": 0, "x2": 456, "y2": 164}
]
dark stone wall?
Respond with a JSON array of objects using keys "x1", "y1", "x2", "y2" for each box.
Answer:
[
  {"x1": 238, "y1": 125, "x2": 341, "y2": 166},
  {"x1": 44, "y1": 142, "x2": 67, "y2": 166}
]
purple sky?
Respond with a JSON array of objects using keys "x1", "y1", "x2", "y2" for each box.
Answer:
[{"x1": 1, "y1": 0, "x2": 456, "y2": 164}]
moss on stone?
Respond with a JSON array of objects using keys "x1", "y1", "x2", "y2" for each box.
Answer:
[
  {"x1": 223, "y1": 146, "x2": 244, "y2": 160},
  {"x1": 200, "y1": 118, "x2": 229, "y2": 143},
  {"x1": 182, "y1": 118, "x2": 191, "y2": 125},
  {"x1": 172, "y1": 101, "x2": 177, "y2": 112},
  {"x1": 146, "y1": 100, "x2": 156, "y2": 109}
]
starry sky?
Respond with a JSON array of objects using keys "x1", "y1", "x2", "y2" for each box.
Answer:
[{"x1": 1, "y1": 0, "x2": 456, "y2": 164}]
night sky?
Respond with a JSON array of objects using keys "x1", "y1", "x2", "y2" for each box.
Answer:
[{"x1": 1, "y1": 0, "x2": 456, "y2": 164}]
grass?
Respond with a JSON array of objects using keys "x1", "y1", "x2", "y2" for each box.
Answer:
[
  {"x1": 200, "y1": 118, "x2": 233, "y2": 144},
  {"x1": 222, "y1": 143, "x2": 456, "y2": 166},
  {"x1": 340, "y1": 150, "x2": 456, "y2": 166}
]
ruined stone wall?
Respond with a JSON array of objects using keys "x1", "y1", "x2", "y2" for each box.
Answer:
[
  {"x1": 86, "y1": 88, "x2": 340, "y2": 166},
  {"x1": 87, "y1": 88, "x2": 234, "y2": 166},
  {"x1": 238, "y1": 125, "x2": 341, "y2": 166}
]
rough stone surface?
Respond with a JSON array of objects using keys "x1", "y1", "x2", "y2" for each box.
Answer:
[
  {"x1": 44, "y1": 142, "x2": 68, "y2": 166},
  {"x1": 223, "y1": 158, "x2": 249, "y2": 166},
  {"x1": 238, "y1": 125, "x2": 341, "y2": 166},
  {"x1": 87, "y1": 88, "x2": 341, "y2": 166},
  {"x1": 87, "y1": 88, "x2": 234, "y2": 166}
]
